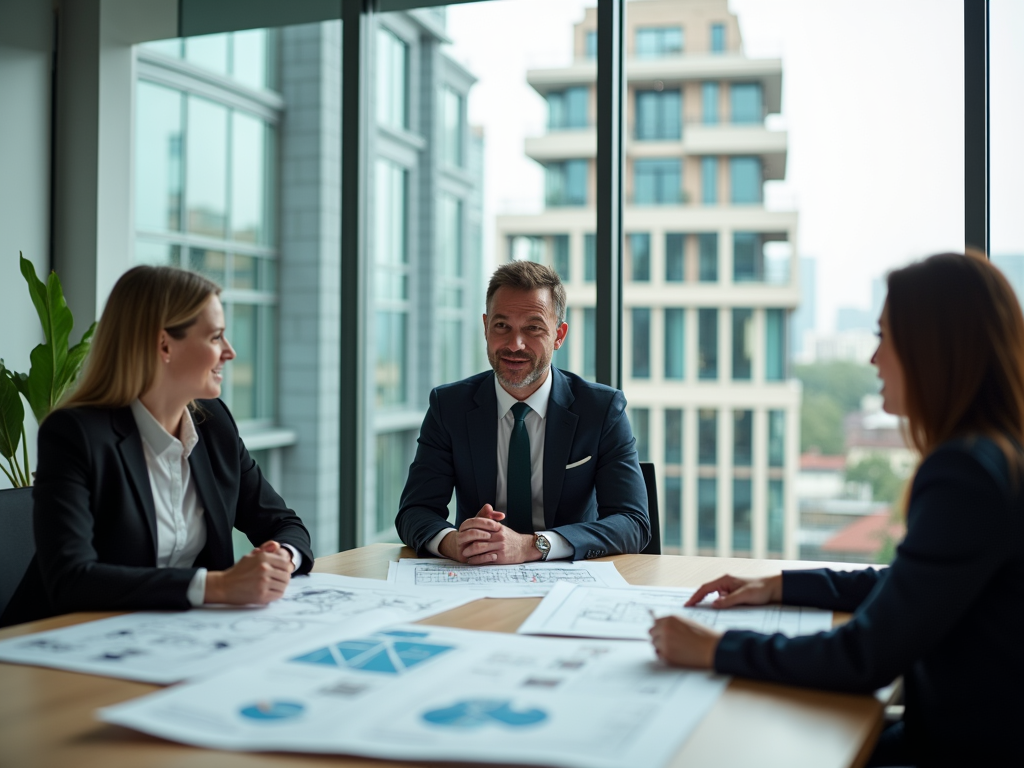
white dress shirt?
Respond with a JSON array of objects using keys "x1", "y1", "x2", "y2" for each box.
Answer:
[
  {"x1": 129, "y1": 400, "x2": 302, "y2": 606},
  {"x1": 426, "y1": 371, "x2": 573, "y2": 560}
]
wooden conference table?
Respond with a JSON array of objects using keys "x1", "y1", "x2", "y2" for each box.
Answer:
[{"x1": 0, "y1": 545, "x2": 884, "y2": 768}]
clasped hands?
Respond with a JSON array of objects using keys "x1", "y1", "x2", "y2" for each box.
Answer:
[
  {"x1": 649, "y1": 573, "x2": 783, "y2": 669},
  {"x1": 204, "y1": 540, "x2": 296, "y2": 606},
  {"x1": 438, "y1": 504, "x2": 542, "y2": 565}
]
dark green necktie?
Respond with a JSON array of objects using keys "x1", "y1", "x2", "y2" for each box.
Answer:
[{"x1": 506, "y1": 402, "x2": 533, "y2": 534}]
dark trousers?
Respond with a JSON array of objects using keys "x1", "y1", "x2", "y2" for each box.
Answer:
[{"x1": 866, "y1": 722, "x2": 916, "y2": 768}]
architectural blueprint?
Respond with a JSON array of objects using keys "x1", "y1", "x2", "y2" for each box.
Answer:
[
  {"x1": 517, "y1": 583, "x2": 834, "y2": 640},
  {"x1": 100, "y1": 624, "x2": 729, "y2": 768},
  {"x1": 387, "y1": 558, "x2": 628, "y2": 596},
  {"x1": 0, "y1": 574, "x2": 478, "y2": 683}
]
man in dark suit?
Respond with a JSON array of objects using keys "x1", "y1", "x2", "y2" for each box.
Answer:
[{"x1": 396, "y1": 261, "x2": 649, "y2": 564}]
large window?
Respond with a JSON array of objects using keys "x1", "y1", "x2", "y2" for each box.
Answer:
[
  {"x1": 730, "y1": 83, "x2": 763, "y2": 124},
  {"x1": 635, "y1": 89, "x2": 681, "y2": 140},
  {"x1": 546, "y1": 160, "x2": 588, "y2": 206},
  {"x1": 636, "y1": 26, "x2": 683, "y2": 58},
  {"x1": 730, "y1": 157, "x2": 762, "y2": 204},
  {"x1": 634, "y1": 159, "x2": 681, "y2": 205},
  {"x1": 377, "y1": 26, "x2": 408, "y2": 130},
  {"x1": 374, "y1": 158, "x2": 409, "y2": 408},
  {"x1": 549, "y1": 87, "x2": 589, "y2": 129}
]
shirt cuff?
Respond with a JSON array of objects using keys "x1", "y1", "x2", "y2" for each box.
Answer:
[
  {"x1": 187, "y1": 568, "x2": 207, "y2": 607},
  {"x1": 281, "y1": 543, "x2": 302, "y2": 573},
  {"x1": 426, "y1": 528, "x2": 455, "y2": 557},
  {"x1": 538, "y1": 530, "x2": 573, "y2": 561}
]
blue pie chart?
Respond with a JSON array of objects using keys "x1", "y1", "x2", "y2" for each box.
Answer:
[{"x1": 239, "y1": 700, "x2": 305, "y2": 721}]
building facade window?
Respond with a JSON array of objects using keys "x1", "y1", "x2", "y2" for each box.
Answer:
[
  {"x1": 552, "y1": 234, "x2": 570, "y2": 282},
  {"x1": 634, "y1": 159, "x2": 681, "y2": 205},
  {"x1": 732, "y1": 307, "x2": 753, "y2": 380},
  {"x1": 665, "y1": 233, "x2": 685, "y2": 281},
  {"x1": 733, "y1": 409, "x2": 753, "y2": 466},
  {"x1": 730, "y1": 82, "x2": 763, "y2": 124},
  {"x1": 374, "y1": 157, "x2": 409, "y2": 408},
  {"x1": 437, "y1": 193, "x2": 464, "y2": 385},
  {"x1": 733, "y1": 232, "x2": 762, "y2": 281},
  {"x1": 665, "y1": 408, "x2": 683, "y2": 464},
  {"x1": 730, "y1": 156, "x2": 763, "y2": 203},
  {"x1": 698, "y1": 408, "x2": 717, "y2": 465},
  {"x1": 698, "y1": 477, "x2": 717, "y2": 549},
  {"x1": 548, "y1": 86, "x2": 589, "y2": 130},
  {"x1": 766, "y1": 308, "x2": 787, "y2": 381},
  {"x1": 701, "y1": 156, "x2": 719, "y2": 204},
  {"x1": 631, "y1": 407, "x2": 650, "y2": 461},
  {"x1": 629, "y1": 233, "x2": 651, "y2": 281},
  {"x1": 376, "y1": 26, "x2": 408, "y2": 130},
  {"x1": 710, "y1": 23, "x2": 726, "y2": 53},
  {"x1": 584, "y1": 233, "x2": 596, "y2": 281},
  {"x1": 583, "y1": 306, "x2": 596, "y2": 379},
  {"x1": 664, "y1": 308, "x2": 685, "y2": 380},
  {"x1": 702, "y1": 82, "x2": 719, "y2": 124},
  {"x1": 546, "y1": 160, "x2": 588, "y2": 206},
  {"x1": 442, "y1": 86, "x2": 463, "y2": 167},
  {"x1": 631, "y1": 307, "x2": 651, "y2": 378},
  {"x1": 635, "y1": 89, "x2": 681, "y2": 140},
  {"x1": 664, "y1": 475, "x2": 682, "y2": 549},
  {"x1": 636, "y1": 26, "x2": 683, "y2": 58},
  {"x1": 768, "y1": 479, "x2": 785, "y2": 553},
  {"x1": 698, "y1": 233, "x2": 718, "y2": 281},
  {"x1": 733, "y1": 478, "x2": 752, "y2": 551},
  {"x1": 698, "y1": 307, "x2": 718, "y2": 379},
  {"x1": 768, "y1": 409, "x2": 785, "y2": 467},
  {"x1": 376, "y1": 430, "x2": 416, "y2": 535}
]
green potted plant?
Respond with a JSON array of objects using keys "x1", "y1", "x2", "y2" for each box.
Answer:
[{"x1": 0, "y1": 254, "x2": 95, "y2": 488}]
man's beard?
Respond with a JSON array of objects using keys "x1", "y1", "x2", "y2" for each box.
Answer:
[{"x1": 488, "y1": 347, "x2": 550, "y2": 391}]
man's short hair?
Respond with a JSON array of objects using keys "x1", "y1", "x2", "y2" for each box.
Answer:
[{"x1": 486, "y1": 260, "x2": 567, "y2": 325}]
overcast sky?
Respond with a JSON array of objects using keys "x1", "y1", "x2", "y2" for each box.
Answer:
[{"x1": 444, "y1": 0, "x2": 1024, "y2": 333}]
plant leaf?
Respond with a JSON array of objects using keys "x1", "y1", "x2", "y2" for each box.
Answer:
[
  {"x1": 55, "y1": 321, "x2": 97, "y2": 402},
  {"x1": 0, "y1": 369, "x2": 25, "y2": 461},
  {"x1": 26, "y1": 342, "x2": 56, "y2": 424},
  {"x1": 45, "y1": 268, "x2": 73, "y2": 370},
  {"x1": 19, "y1": 254, "x2": 53, "y2": 344}
]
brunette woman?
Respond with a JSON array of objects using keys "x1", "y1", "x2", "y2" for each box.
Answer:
[
  {"x1": 1, "y1": 266, "x2": 313, "y2": 627},
  {"x1": 650, "y1": 251, "x2": 1023, "y2": 767}
]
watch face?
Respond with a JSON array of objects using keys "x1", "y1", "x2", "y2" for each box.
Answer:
[{"x1": 536, "y1": 535, "x2": 551, "y2": 554}]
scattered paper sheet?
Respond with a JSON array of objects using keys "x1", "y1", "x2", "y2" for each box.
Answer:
[
  {"x1": 387, "y1": 558, "x2": 629, "y2": 596},
  {"x1": 100, "y1": 623, "x2": 728, "y2": 768},
  {"x1": 518, "y1": 583, "x2": 834, "y2": 640},
  {"x1": 0, "y1": 574, "x2": 478, "y2": 683}
]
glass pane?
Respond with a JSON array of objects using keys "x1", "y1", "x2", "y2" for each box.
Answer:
[
  {"x1": 664, "y1": 475, "x2": 682, "y2": 549},
  {"x1": 768, "y1": 409, "x2": 785, "y2": 467},
  {"x1": 185, "y1": 33, "x2": 229, "y2": 75},
  {"x1": 376, "y1": 431, "x2": 416, "y2": 535},
  {"x1": 376, "y1": 26, "x2": 408, "y2": 130},
  {"x1": 375, "y1": 310, "x2": 407, "y2": 407},
  {"x1": 665, "y1": 408, "x2": 683, "y2": 464},
  {"x1": 665, "y1": 233, "x2": 684, "y2": 281},
  {"x1": 698, "y1": 308, "x2": 718, "y2": 379},
  {"x1": 442, "y1": 86, "x2": 463, "y2": 166},
  {"x1": 232, "y1": 29, "x2": 268, "y2": 90},
  {"x1": 135, "y1": 240, "x2": 180, "y2": 267},
  {"x1": 232, "y1": 253, "x2": 257, "y2": 290},
  {"x1": 259, "y1": 304, "x2": 277, "y2": 420},
  {"x1": 698, "y1": 233, "x2": 718, "y2": 281},
  {"x1": 733, "y1": 410, "x2": 753, "y2": 466},
  {"x1": 552, "y1": 235, "x2": 570, "y2": 281},
  {"x1": 631, "y1": 307, "x2": 650, "y2": 378},
  {"x1": 186, "y1": 96, "x2": 228, "y2": 237},
  {"x1": 664, "y1": 307, "x2": 684, "y2": 380},
  {"x1": 188, "y1": 247, "x2": 226, "y2": 285},
  {"x1": 135, "y1": 82, "x2": 182, "y2": 233},
  {"x1": 629, "y1": 233, "x2": 650, "y2": 281},
  {"x1": 229, "y1": 302, "x2": 257, "y2": 420},
  {"x1": 732, "y1": 478, "x2": 752, "y2": 551},
  {"x1": 231, "y1": 112, "x2": 268, "y2": 244},
  {"x1": 698, "y1": 408, "x2": 717, "y2": 465},
  {"x1": 768, "y1": 479, "x2": 784, "y2": 554},
  {"x1": 141, "y1": 39, "x2": 182, "y2": 58},
  {"x1": 698, "y1": 477, "x2": 717, "y2": 549},
  {"x1": 731, "y1": 307, "x2": 753, "y2": 380},
  {"x1": 631, "y1": 407, "x2": 650, "y2": 461}
]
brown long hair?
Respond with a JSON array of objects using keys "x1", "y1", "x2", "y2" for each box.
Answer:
[
  {"x1": 56, "y1": 266, "x2": 221, "y2": 412},
  {"x1": 886, "y1": 250, "x2": 1024, "y2": 469}
]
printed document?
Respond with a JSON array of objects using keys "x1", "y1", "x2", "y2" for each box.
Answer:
[
  {"x1": 518, "y1": 583, "x2": 834, "y2": 640},
  {"x1": 387, "y1": 558, "x2": 628, "y2": 596}
]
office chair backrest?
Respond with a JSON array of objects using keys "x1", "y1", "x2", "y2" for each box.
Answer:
[
  {"x1": 0, "y1": 488, "x2": 35, "y2": 619},
  {"x1": 639, "y1": 462, "x2": 661, "y2": 555}
]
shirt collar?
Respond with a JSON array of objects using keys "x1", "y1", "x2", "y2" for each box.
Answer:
[
  {"x1": 493, "y1": 368, "x2": 553, "y2": 421},
  {"x1": 130, "y1": 399, "x2": 199, "y2": 459}
]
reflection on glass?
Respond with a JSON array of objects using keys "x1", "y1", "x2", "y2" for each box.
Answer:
[
  {"x1": 664, "y1": 308, "x2": 684, "y2": 380},
  {"x1": 732, "y1": 308, "x2": 753, "y2": 380},
  {"x1": 733, "y1": 410, "x2": 753, "y2": 466},
  {"x1": 232, "y1": 29, "x2": 268, "y2": 91},
  {"x1": 229, "y1": 303, "x2": 256, "y2": 420},
  {"x1": 232, "y1": 112, "x2": 268, "y2": 243},
  {"x1": 189, "y1": 248, "x2": 226, "y2": 285},
  {"x1": 631, "y1": 407, "x2": 649, "y2": 461},
  {"x1": 232, "y1": 254, "x2": 257, "y2": 290},
  {"x1": 732, "y1": 478, "x2": 752, "y2": 551},
  {"x1": 136, "y1": 82, "x2": 182, "y2": 232},
  {"x1": 698, "y1": 477, "x2": 716, "y2": 549},
  {"x1": 185, "y1": 33, "x2": 229, "y2": 75},
  {"x1": 135, "y1": 240, "x2": 181, "y2": 267},
  {"x1": 186, "y1": 96, "x2": 228, "y2": 237}
]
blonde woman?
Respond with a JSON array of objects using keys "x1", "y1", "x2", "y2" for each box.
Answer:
[
  {"x1": 650, "y1": 252, "x2": 1023, "y2": 767},
  {"x1": 1, "y1": 266, "x2": 312, "y2": 627}
]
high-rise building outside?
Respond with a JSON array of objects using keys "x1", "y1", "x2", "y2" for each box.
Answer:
[{"x1": 496, "y1": 0, "x2": 801, "y2": 559}]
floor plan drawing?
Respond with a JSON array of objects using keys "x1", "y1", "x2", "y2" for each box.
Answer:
[
  {"x1": 518, "y1": 583, "x2": 834, "y2": 641},
  {"x1": 388, "y1": 558, "x2": 628, "y2": 596},
  {"x1": 0, "y1": 574, "x2": 477, "y2": 683}
]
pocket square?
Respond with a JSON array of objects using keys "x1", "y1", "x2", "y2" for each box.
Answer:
[{"x1": 565, "y1": 456, "x2": 592, "y2": 470}]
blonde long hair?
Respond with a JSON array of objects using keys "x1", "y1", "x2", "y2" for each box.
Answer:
[{"x1": 56, "y1": 266, "x2": 221, "y2": 412}]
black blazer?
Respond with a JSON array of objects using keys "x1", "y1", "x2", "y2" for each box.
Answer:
[
  {"x1": 713, "y1": 437, "x2": 1023, "y2": 767},
  {"x1": 395, "y1": 367, "x2": 650, "y2": 559},
  {"x1": 0, "y1": 399, "x2": 313, "y2": 627}
]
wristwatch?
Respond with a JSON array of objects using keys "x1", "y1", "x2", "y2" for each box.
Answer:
[{"x1": 534, "y1": 533, "x2": 551, "y2": 561}]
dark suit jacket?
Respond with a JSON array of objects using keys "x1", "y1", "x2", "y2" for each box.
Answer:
[
  {"x1": 0, "y1": 399, "x2": 313, "y2": 627},
  {"x1": 714, "y1": 437, "x2": 1023, "y2": 768},
  {"x1": 395, "y1": 367, "x2": 650, "y2": 559}
]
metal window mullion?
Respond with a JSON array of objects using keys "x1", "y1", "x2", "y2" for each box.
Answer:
[
  {"x1": 340, "y1": 0, "x2": 374, "y2": 553},
  {"x1": 964, "y1": 0, "x2": 989, "y2": 254},
  {"x1": 596, "y1": 0, "x2": 625, "y2": 389}
]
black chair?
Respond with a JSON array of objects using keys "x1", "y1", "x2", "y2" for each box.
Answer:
[
  {"x1": 0, "y1": 487, "x2": 35, "y2": 620},
  {"x1": 639, "y1": 462, "x2": 661, "y2": 555}
]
